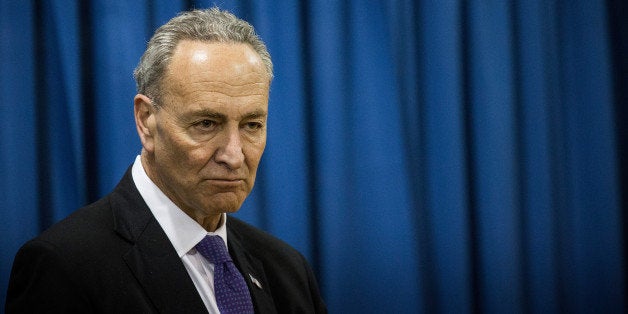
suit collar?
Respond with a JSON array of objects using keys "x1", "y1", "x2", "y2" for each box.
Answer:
[
  {"x1": 228, "y1": 219, "x2": 278, "y2": 314},
  {"x1": 111, "y1": 168, "x2": 208, "y2": 313},
  {"x1": 109, "y1": 168, "x2": 153, "y2": 243}
]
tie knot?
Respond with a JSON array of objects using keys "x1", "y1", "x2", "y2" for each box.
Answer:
[{"x1": 196, "y1": 235, "x2": 231, "y2": 264}]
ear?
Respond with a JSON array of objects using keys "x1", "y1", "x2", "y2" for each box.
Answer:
[{"x1": 134, "y1": 94, "x2": 156, "y2": 153}]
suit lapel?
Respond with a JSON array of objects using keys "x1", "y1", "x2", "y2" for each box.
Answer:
[
  {"x1": 111, "y1": 169, "x2": 207, "y2": 313},
  {"x1": 123, "y1": 219, "x2": 207, "y2": 313},
  {"x1": 228, "y1": 222, "x2": 278, "y2": 314}
]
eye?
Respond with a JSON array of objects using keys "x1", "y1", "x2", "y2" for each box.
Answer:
[
  {"x1": 243, "y1": 121, "x2": 263, "y2": 131},
  {"x1": 195, "y1": 119, "x2": 217, "y2": 131}
]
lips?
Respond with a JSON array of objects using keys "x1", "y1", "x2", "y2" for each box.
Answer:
[
  {"x1": 207, "y1": 177, "x2": 245, "y2": 181},
  {"x1": 205, "y1": 178, "x2": 245, "y2": 187}
]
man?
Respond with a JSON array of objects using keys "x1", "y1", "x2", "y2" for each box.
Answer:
[{"x1": 6, "y1": 8, "x2": 326, "y2": 313}]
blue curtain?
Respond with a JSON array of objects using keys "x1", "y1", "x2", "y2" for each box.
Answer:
[{"x1": 1, "y1": 1, "x2": 626, "y2": 313}]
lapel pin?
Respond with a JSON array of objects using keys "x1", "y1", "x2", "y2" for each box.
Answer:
[{"x1": 249, "y1": 274, "x2": 263, "y2": 290}]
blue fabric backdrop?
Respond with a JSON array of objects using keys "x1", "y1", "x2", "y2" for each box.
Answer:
[{"x1": 1, "y1": 1, "x2": 626, "y2": 313}]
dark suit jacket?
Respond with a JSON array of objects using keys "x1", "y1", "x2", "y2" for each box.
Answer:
[{"x1": 6, "y1": 168, "x2": 326, "y2": 313}]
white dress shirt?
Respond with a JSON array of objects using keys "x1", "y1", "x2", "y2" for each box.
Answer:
[{"x1": 131, "y1": 155, "x2": 225, "y2": 314}]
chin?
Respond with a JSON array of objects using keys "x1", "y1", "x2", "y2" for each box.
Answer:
[
  {"x1": 206, "y1": 200, "x2": 242, "y2": 214},
  {"x1": 193, "y1": 187, "x2": 248, "y2": 212}
]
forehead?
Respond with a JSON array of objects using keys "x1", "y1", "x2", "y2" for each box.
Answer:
[
  {"x1": 161, "y1": 40, "x2": 270, "y2": 112},
  {"x1": 166, "y1": 40, "x2": 268, "y2": 88}
]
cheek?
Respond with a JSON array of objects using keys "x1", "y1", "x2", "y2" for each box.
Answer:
[
  {"x1": 156, "y1": 127, "x2": 209, "y2": 164},
  {"x1": 187, "y1": 139, "x2": 219, "y2": 160},
  {"x1": 245, "y1": 143, "x2": 265, "y2": 168},
  {"x1": 167, "y1": 145, "x2": 213, "y2": 172}
]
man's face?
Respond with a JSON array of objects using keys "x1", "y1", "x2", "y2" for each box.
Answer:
[{"x1": 138, "y1": 40, "x2": 269, "y2": 227}]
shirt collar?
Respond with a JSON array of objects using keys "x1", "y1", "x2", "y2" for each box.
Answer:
[{"x1": 131, "y1": 155, "x2": 228, "y2": 257}]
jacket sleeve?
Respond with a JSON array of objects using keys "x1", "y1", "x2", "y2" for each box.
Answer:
[{"x1": 5, "y1": 239, "x2": 93, "y2": 313}]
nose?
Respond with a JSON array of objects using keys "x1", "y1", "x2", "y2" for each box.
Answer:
[{"x1": 213, "y1": 127, "x2": 244, "y2": 170}]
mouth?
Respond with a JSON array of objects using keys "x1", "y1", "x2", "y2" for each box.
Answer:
[{"x1": 205, "y1": 178, "x2": 245, "y2": 187}]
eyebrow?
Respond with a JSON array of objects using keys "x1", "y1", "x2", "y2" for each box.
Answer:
[
  {"x1": 187, "y1": 108, "x2": 267, "y2": 120},
  {"x1": 242, "y1": 110, "x2": 268, "y2": 120}
]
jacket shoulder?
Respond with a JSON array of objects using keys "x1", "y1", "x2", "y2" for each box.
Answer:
[
  {"x1": 227, "y1": 217, "x2": 302, "y2": 258},
  {"x1": 227, "y1": 216, "x2": 327, "y2": 313}
]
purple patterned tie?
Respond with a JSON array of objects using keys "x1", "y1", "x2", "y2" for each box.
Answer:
[{"x1": 196, "y1": 235, "x2": 254, "y2": 314}]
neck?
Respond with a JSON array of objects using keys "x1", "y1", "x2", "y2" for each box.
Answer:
[{"x1": 198, "y1": 213, "x2": 224, "y2": 232}]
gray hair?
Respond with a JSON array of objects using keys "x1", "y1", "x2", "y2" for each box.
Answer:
[{"x1": 133, "y1": 7, "x2": 273, "y2": 102}]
